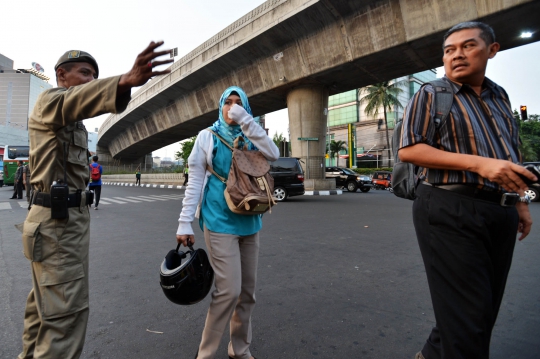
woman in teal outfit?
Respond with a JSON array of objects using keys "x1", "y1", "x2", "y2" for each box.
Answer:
[{"x1": 176, "y1": 86, "x2": 279, "y2": 359}]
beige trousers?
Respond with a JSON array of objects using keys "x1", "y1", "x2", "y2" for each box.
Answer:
[
  {"x1": 197, "y1": 226, "x2": 259, "y2": 359},
  {"x1": 18, "y1": 202, "x2": 90, "y2": 359}
]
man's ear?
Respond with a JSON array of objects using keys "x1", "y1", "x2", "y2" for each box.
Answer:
[
  {"x1": 488, "y1": 42, "x2": 500, "y2": 59},
  {"x1": 56, "y1": 68, "x2": 66, "y2": 85}
]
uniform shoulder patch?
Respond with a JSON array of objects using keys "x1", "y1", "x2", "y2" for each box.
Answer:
[{"x1": 68, "y1": 50, "x2": 81, "y2": 59}]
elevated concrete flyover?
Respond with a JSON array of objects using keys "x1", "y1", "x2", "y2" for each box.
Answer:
[{"x1": 98, "y1": 0, "x2": 540, "y2": 179}]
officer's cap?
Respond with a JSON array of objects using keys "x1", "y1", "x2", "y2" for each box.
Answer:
[{"x1": 55, "y1": 50, "x2": 99, "y2": 78}]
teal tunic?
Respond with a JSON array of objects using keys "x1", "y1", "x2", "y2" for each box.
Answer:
[{"x1": 200, "y1": 135, "x2": 262, "y2": 235}]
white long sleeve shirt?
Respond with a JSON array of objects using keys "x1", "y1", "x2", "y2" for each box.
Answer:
[{"x1": 176, "y1": 106, "x2": 279, "y2": 235}]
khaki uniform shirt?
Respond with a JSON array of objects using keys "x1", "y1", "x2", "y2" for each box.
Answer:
[{"x1": 28, "y1": 76, "x2": 131, "y2": 193}]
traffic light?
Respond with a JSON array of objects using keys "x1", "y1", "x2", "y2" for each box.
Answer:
[{"x1": 520, "y1": 105, "x2": 528, "y2": 120}]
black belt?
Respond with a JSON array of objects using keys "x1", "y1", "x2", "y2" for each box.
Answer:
[
  {"x1": 421, "y1": 182, "x2": 519, "y2": 207},
  {"x1": 32, "y1": 191, "x2": 91, "y2": 208}
]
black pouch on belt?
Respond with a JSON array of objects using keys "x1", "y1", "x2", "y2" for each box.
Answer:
[
  {"x1": 50, "y1": 183, "x2": 69, "y2": 219},
  {"x1": 86, "y1": 190, "x2": 94, "y2": 206}
]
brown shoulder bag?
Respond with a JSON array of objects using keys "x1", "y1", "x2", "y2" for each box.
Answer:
[{"x1": 206, "y1": 129, "x2": 276, "y2": 215}]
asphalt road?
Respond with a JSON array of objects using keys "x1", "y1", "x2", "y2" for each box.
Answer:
[{"x1": 0, "y1": 185, "x2": 539, "y2": 359}]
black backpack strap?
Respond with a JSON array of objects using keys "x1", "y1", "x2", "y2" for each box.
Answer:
[{"x1": 429, "y1": 79, "x2": 453, "y2": 129}]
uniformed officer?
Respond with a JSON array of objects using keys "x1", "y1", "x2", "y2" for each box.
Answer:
[
  {"x1": 18, "y1": 42, "x2": 172, "y2": 359},
  {"x1": 23, "y1": 163, "x2": 31, "y2": 203},
  {"x1": 11, "y1": 161, "x2": 24, "y2": 199}
]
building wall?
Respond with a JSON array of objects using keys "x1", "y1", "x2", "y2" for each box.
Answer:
[
  {"x1": 87, "y1": 132, "x2": 98, "y2": 154},
  {"x1": 0, "y1": 70, "x2": 52, "y2": 146},
  {"x1": 0, "y1": 73, "x2": 30, "y2": 130},
  {"x1": 28, "y1": 75, "x2": 52, "y2": 117},
  {"x1": 327, "y1": 69, "x2": 437, "y2": 167},
  {"x1": 0, "y1": 54, "x2": 14, "y2": 71}
]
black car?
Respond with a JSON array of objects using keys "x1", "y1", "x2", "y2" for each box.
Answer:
[
  {"x1": 268, "y1": 157, "x2": 305, "y2": 202},
  {"x1": 325, "y1": 167, "x2": 373, "y2": 192}
]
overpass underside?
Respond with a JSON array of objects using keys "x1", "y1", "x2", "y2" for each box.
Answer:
[{"x1": 98, "y1": 0, "x2": 540, "y2": 162}]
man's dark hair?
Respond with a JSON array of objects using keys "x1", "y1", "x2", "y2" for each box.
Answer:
[
  {"x1": 443, "y1": 21, "x2": 496, "y2": 50},
  {"x1": 18, "y1": 160, "x2": 23, "y2": 165},
  {"x1": 93, "y1": 155, "x2": 98, "y2": 162}
]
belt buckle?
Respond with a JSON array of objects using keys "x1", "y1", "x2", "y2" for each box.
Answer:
[{"x1": 500, "y1": 193, "x2": 519, "y2": 207}]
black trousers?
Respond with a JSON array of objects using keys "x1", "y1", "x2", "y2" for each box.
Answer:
[
  {"x1": 13, "y1": 180, "x2": 23, "y2": 198},
  {"x1": 413, "y1": 184, "x2": 518, "y2": 359},
  {"x1": 183, "y1": 173, "x2": 188, "y2": 186},
  {"x1": 90, "y1": 185, "x2": 101, "y2": 207},
  {"x1": 135, "y1": 177, "x2": 140, "y2": 186}
]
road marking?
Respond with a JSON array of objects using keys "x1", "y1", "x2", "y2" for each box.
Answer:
[
  {"x1": 0, "y1": 203, "x2": 11, "y2": 210},
  {"x1": 149, "y1": 195, "x2": 183, "y2": 199},
  {"x1": 137, "y1": 195, "x2": 168, "y2": 201},
  {"x1": 18, "y1": 201, "x2": 28, "y2": 208},
  {"x1": 100, "y1": 198, "x2": 128, "y2": 204},
  {"x1": 126, "y1": 196, "x2": 155, "y2": 202},
  {"x1": 112, "y1": 197, "x2": 141, "y2": 203}
]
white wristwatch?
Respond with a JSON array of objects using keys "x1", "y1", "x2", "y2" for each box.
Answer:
[{"x1": 519, "y1": 194, "x2": 531, "y2": 204}]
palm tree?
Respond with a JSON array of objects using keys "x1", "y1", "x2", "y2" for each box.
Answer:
[
  {"x1": 327, "y1": 140, "x2": 347, "y2": 166},
  {"x1": 361, "y1": 81, "x2": 404, "y2": 166}
]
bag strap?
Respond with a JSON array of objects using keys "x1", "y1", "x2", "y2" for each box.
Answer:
[
  {"x1": 205, "y1": 129, "x2": 230, "y2": 184},
  {"x1": 416, "y1": 79, "x2": 454, "y2": 183},
  {"x1": 206, "y1": 129, "x2": 234, "y2": 151},
  {"x1": 429, "y1": 79, "x2": 453, "y2": 129}
]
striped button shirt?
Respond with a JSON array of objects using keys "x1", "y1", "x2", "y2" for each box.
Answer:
[{"x1": 400, "y1": 76, "x2": 521, "y2": 191}]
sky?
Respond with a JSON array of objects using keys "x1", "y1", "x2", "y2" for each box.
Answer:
[{"x1": 2, "y1": 0, "x2": 539, "y2": 159}]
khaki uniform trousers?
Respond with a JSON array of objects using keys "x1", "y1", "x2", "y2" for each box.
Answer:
[
  {"x1": 18, "y1": 201, "x2": 90, "y2": 359},
  {"x1": 198, "y1": 226, "x2": 259, "y2": 359}
]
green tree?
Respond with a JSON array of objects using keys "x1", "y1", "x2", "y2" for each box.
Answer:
[
  {"x1": 517, "y1": 110, "x2": 540, "y2": 161},
  {"x1": 361, "y1": 81, "x2": 404, "y2": 166},
  {"x1": 272, "y1": 132, "x2": 286, "y2": 147},
  {"x1": 327, "y1": 140, "x2": 347, "y2": 166},
  {"x1": 175, "y1": 136, "x2": 197, "y2": 165}
]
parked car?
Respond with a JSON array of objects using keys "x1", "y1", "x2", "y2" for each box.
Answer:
[
  {"x1": 523, "y1": 162, "x2": 540, "y2": 202},
  {"x1": 268, "y1": 157, "x2": 305, "y2": 202},
  {"x1": 524, "y1": 184, "x2": 540, "y2": 202},
  {"x1": 325, "y1": 167, "x2": 373, "y2": 192},
  {"x1": 372, "y1": 170, "x2": 392, "y2": 190}
]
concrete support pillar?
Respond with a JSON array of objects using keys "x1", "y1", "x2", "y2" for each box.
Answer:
[{"x1": 287, "y1": 85, "x2": 334, "y2": 191}]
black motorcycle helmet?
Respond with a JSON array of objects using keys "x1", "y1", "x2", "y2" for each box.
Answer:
[{"x1": 160, "y1": 243, "x2": 214, "y2": 305}]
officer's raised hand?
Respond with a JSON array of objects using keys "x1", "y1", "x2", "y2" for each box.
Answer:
[{"x1": 118, "y1": 41, "x2": 173, "y2": 93}]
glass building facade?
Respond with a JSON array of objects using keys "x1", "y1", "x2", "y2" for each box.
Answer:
[{"x1": 326, "y1": 69, "x2": 437, "y2": 167}]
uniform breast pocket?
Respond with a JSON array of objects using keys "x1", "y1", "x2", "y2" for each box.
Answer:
[
  {"x1": 67, "y1": 128, "x2": 89, "y2": 166},
  {"x1": 20, "y1": 221, "x2": 43, "y2": 262}
]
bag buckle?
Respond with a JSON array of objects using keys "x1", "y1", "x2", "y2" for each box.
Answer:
[{"x1": 500, "y1": 193, "x2": 519, "y2": 207}]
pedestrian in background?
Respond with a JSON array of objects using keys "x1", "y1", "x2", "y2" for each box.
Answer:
[
  {"x1": 135, "y1": 166, "x2": 141, "y2": 186},
  {"x1": 183, "y1": 163, "x2": 189, "y2": 186},
  {"x1": 176, "y1": 86, "x2": 279, "y2": 359},
  {"x1": 89, "y1": 156, "x2": 103, "y2": 210},
  {"x1": 398, "y1": 21, "x2": 535, "y2": 359},
  {"x1": 10, "y1": 161, "x2": 24, "y2": 199},
  {"x1": 17, "y1": 42, "x2": 172, "y2": 359},
  {"x1": 23, "y1": 163, "x2": 32, "y2": 204}
]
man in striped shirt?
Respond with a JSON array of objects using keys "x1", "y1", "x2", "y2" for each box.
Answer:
[{"x1": 399, "y1": 22, "x2": 535, "y2": 359}]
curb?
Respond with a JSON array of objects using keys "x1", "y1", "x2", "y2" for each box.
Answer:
[
  {"x1": 304, "y1": 190, "x2": 342, "y2": 196},
  {"x1": 103, "y1": 182, "x2": 186, "y2": 189}
]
